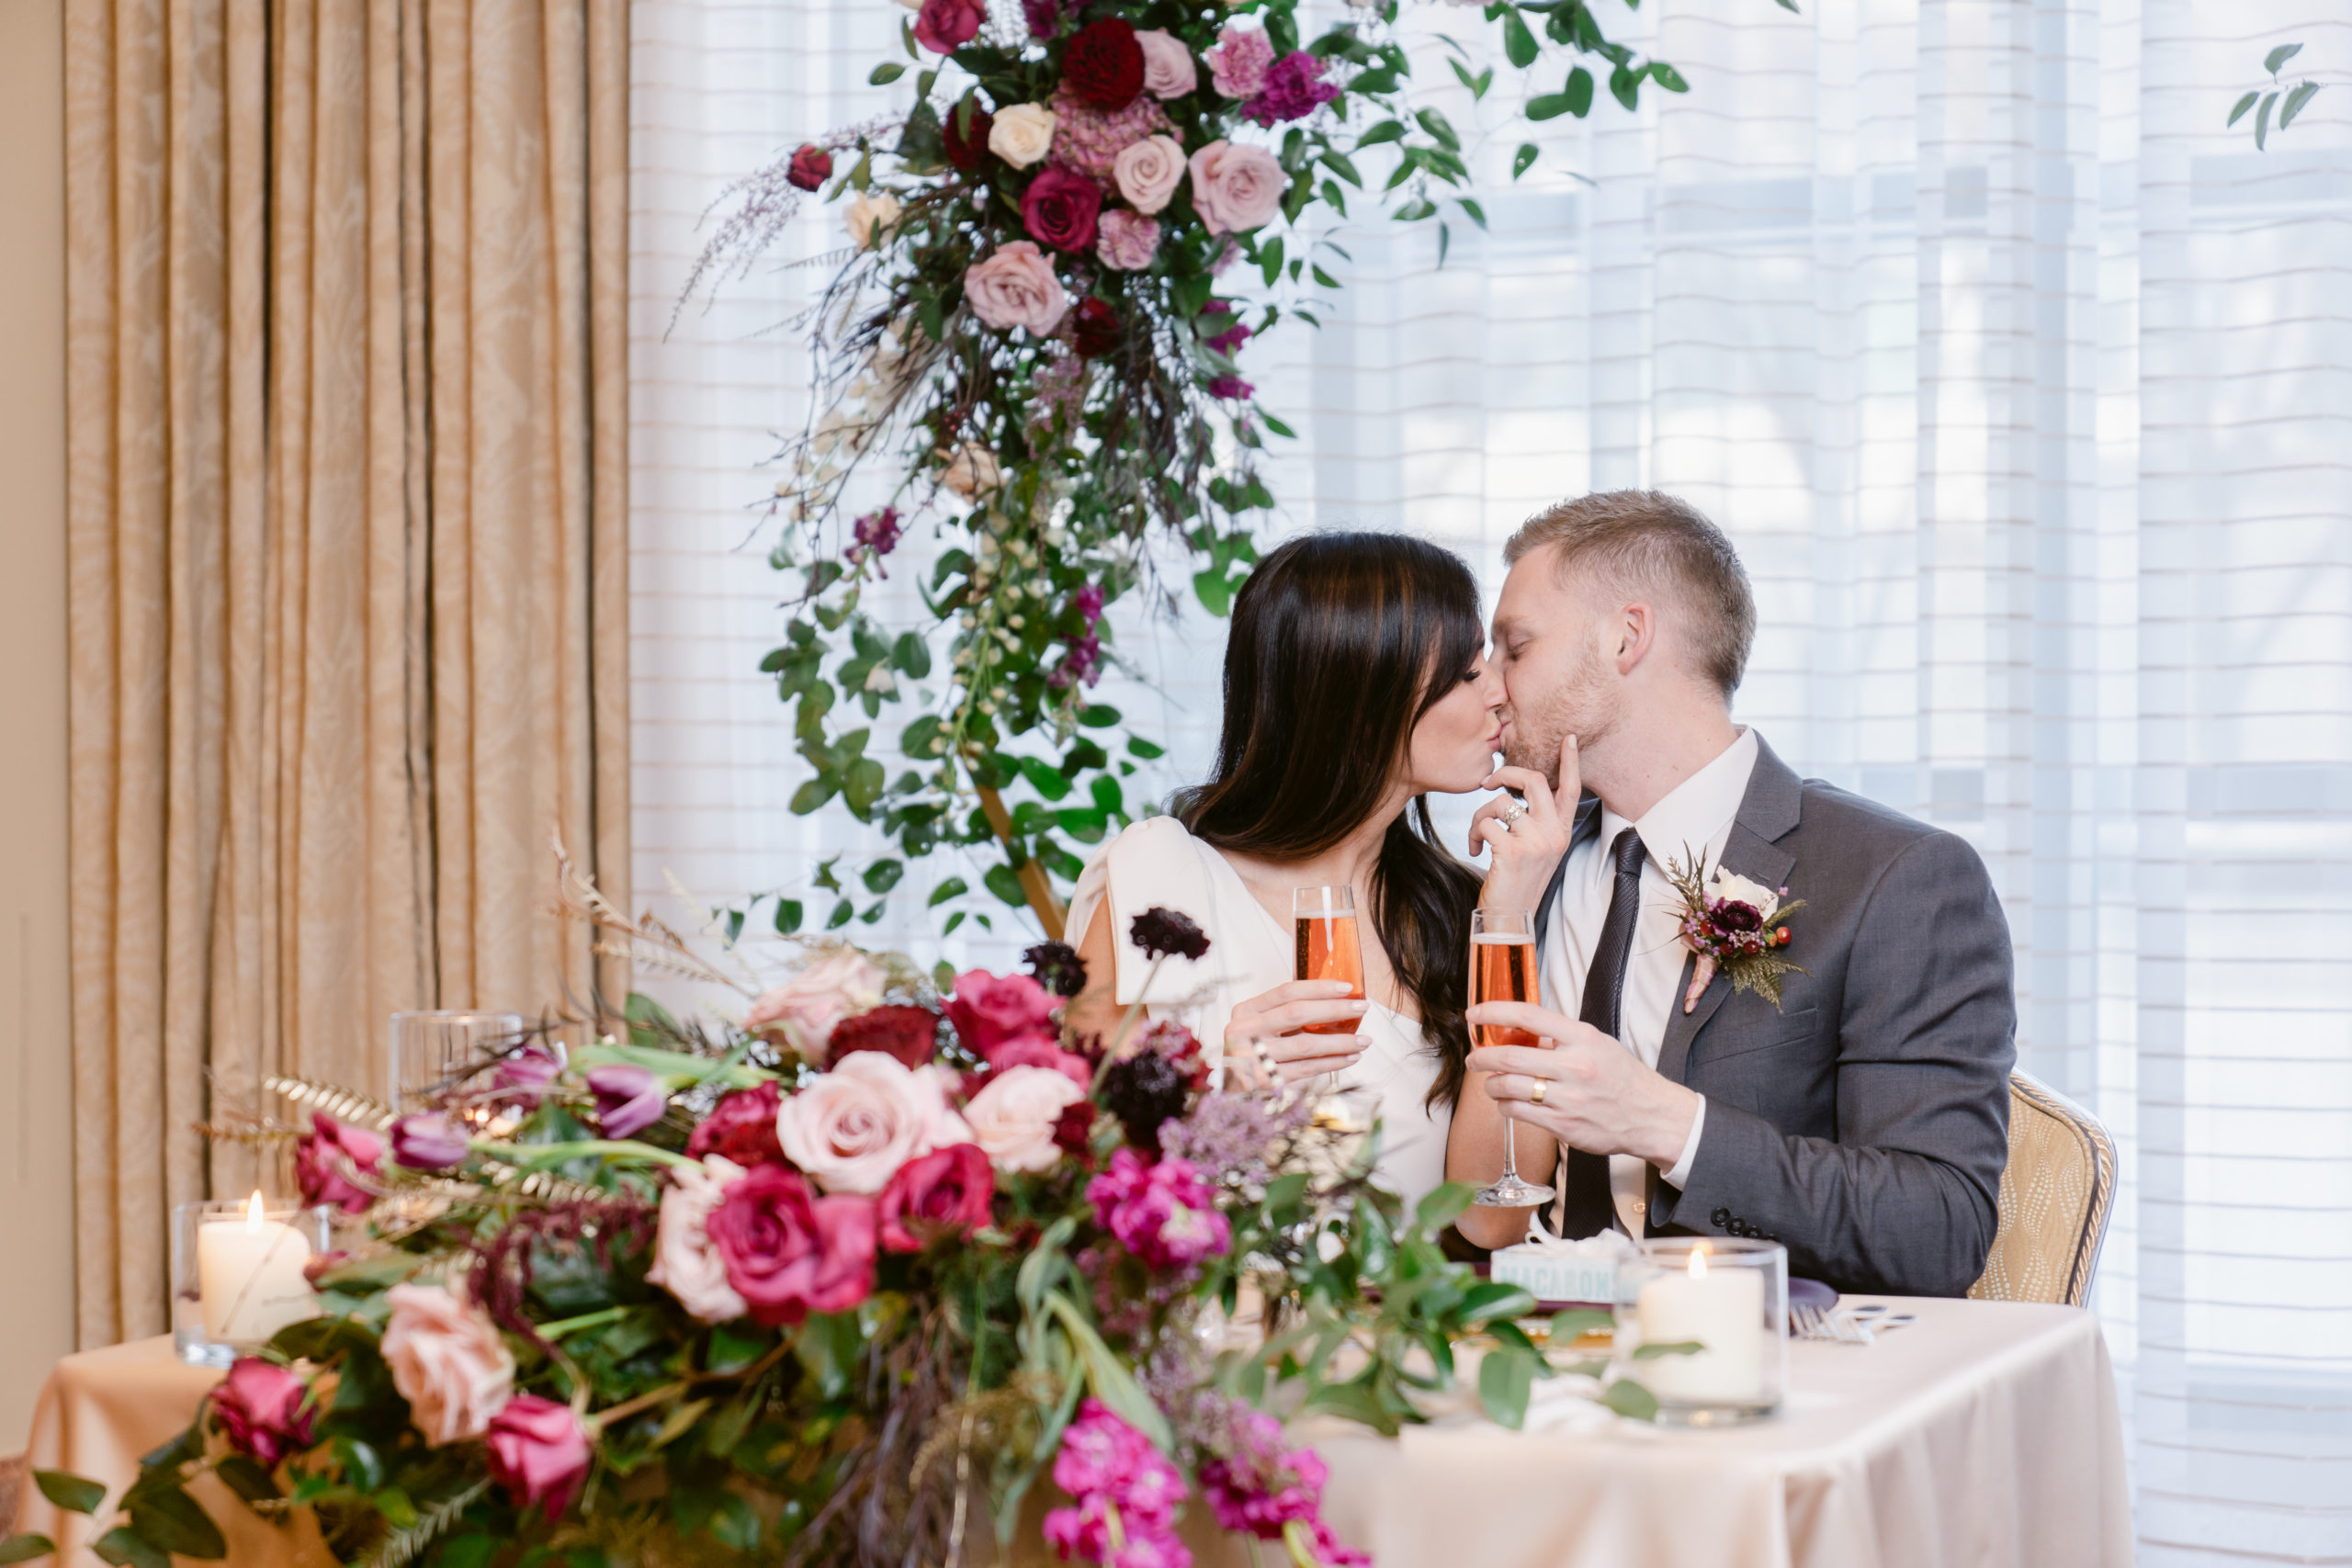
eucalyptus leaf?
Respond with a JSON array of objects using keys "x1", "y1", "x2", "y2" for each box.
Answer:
[
  {"x1": 1477, "y1": 1346, "x2": 1538, "y2": 1428},
  {"x1": 32, "y1": 1472, "x2": 106, "y2": 1517},
  {"x1": 0, "y1": 1536, "x2": 57, "y2": 1565},
  {"x1": 91, "y1": 1529, "x2": 167, "y2": 1568}
]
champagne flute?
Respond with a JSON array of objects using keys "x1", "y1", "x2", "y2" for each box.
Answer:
[
  {"x1": 1470, "y1": 907, "x2": 1551, "y2": 1207},
  {"x1": 1294, "y1": 886, "x2": 1366, "y2": 1097}
]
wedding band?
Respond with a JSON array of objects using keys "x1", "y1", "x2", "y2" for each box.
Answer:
[{"x1": 1531, "y1": 1077, "x2": 1548, "y2": 1105}]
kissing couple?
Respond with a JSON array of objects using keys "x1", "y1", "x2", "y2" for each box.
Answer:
[{"x1": 1061, "y1": 490, "x2": 2016, "y2": 1297}]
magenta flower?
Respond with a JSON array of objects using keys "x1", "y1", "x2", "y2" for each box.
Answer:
[
  {"x1": 1243, "y1": 51, "x2": 1340, "y2": 127},
  {"x1": 589, "y1": 1064, "x2": 667, "y2": 1140},
  {"x1": 849, "y1": 505, "x2": 903, "y2": 570},
  {"x1": 484, "y1": 1395, "x2": 593, "y2": 1521},
  {"x1": 1207, "y1": 376, "x2": 1254, "y2": 402},
  {"x1": 210, "y1": 1358, "x2": 315, "y2": 1466},
  {"x1": 294, "y1": 1113, "x2": 384, "y2": 1213},
  {"x1": 390, "y1": 1111, "x2": 469, "y2": 1171},
  {"x1": 1042, "y1": 1400, "x2": 1191, "y2": 1568},
  {"x1": 1087, "y1": 1147, "x2": 1230, "y2": 1270}
]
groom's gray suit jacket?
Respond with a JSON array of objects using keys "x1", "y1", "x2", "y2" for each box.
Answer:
[{"x1": 1533, "y1": 737, "x2": 2016, "y2": 1297}]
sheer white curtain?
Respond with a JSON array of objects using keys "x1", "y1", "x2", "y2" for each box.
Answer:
[{"x1": 630, "y1": 2, "x2": 2352, "y2": 1561}]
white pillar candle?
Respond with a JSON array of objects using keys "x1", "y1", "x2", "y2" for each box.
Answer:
[
  {"x1": 1636, "y1": 1247, "x2": 1764, "y2": 1403},
  {"x1": 198, "y1": 1193, "x2": 318, "y2": 1343}
]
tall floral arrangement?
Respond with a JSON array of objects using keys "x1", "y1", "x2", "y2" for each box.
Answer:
[
  {"x1": 5, "y1": 913, "x2": 1659, "y2": 1568},
  {"x1": 689, "y1": 0, "x2": 1702, "y2": 937}
]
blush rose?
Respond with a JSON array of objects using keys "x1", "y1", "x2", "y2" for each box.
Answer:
[
  {"x1": 744, "y1": 949, "x2": 889, "y2": 1055},
  {"x1": 1112, "y1": 134, "x2": 1185, "y2": 214},
  {"x1": 1134, "y1": 29, "x2": 1197, "y2": 99},
  {"x1": 647, "y1": 1155, "x2": 751, "y2": 1325},
  {"x1": 963, "y1": 241, "x2": 1068, "y2": 333},
  {"x1": 1188, "y1": 140, "x2": 1285, "y2": 233},
  {"x1": 774, "y1": 1052, "x2": 973, "y2": 1194},
  {"x1": 381, "y1": 1282, "x2": 515, "y2": 1446},
  {"x1": 963, "y1": 1065, "x2": 1090, "y2": 1173}
]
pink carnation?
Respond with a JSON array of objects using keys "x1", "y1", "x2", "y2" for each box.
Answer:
[
  {"x1": 1087, "y1": 1146, "x2": 1230, "y2": 1270},
  {"x1": 1097, "y1": 210, "x2": 1161, "y2": 271},
  {"x1": 1204, "y1": 26, "x2": 1275, "y2": 99}
]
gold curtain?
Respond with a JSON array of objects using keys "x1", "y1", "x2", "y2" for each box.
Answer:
[{"x1": 64, "y1": 0, "x2": 629, "y2": 1346}]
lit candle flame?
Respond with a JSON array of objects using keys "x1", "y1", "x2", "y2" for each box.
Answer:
[
  {"x1": 1689, "y1": 1247, "x2": 1709, "y2": 1279},
  {"x1": 245, "y1": 1190, "x2": 266, "y2": 1232}
]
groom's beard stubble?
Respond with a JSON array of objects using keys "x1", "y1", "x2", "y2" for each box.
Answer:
[{"x1": 1503, "y1": 647, "x2": 1618, "y2": 787}]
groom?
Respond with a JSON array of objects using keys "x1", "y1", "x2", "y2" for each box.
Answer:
[{"x1": 1458, "y1": 490, "x2": 2014, "y2": 1297}]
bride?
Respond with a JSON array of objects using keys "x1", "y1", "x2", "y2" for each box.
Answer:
[{"x1": 1063, "y1": 531, "x2": 1505, "y2": 1211}]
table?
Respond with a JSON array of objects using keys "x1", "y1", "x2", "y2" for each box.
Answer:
[{"x1": 17, "y1": 1298, "x2": 2130, "y2": 1568}]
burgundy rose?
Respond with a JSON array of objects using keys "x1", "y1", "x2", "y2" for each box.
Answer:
[
  {"x1": 1070, "y1": 297, "x2": 1121, "y2": 358},
  {"x1": 705, "y1": 1163, "x2": 878, "y2": 1325},
  {"x1": 827, "y1": 1004, "x2": 943, "y2": 1070},
  {"x1": 390, "y1": 1111, "x2": 469, "y2": 1171},
  {"x1": 295, "y1": 1112, "x2": 384, "y2": 1214},
  {"x1": 913, "y1": 0, "x2": 985, "y2": 54},
  {"x1": 1051, "y1": 1100, "x2": 1096, "y2": 1157},
  {"x1": 786, "y1": 143, "x2": 833, "y2": 192},
  {"x1": 876, "y1": 1143, "x2": 995, "y2": 1253},
  {"x1": 687, "y1": 1080, "x2": 787, "y2": 1168},
  {"x1": 484, "y1": 1395, "x2": 592, "y2": 1522},
  {"x1": 943, "y1": 969, "x2": 1060, "y2": 1055},
  {"x1": 211, "y1": 1358, "x2": 314, "y2": 1467},
  {"x1": 1062, "y1": 17, "x2": 1146, "y2": 109},
  {"x1": 1022, "y1": 166, "x2": 1102, "y2": 254},
  {"x1": 589, "y1": 1064, "x2": 668, "y2": 1140},
  {"x1": 943, "y1": 102, "x2": 996, "y2": 170}
]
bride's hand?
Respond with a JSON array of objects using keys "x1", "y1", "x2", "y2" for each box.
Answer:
[
  {"x1": 1467, "y1": 731, "x2": 1580, "y2": 915},
  {"x1": 1223, "y1": 981, "x2": 1370, "y2": 1089}
]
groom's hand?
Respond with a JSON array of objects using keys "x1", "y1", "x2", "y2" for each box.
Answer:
[
  {"x1": 1465, "y1": 1001, "x2": 1701, "y2": 1169},
  {"x1": 1466, "y1": 730, "x2": 1581, "y2": 915}
]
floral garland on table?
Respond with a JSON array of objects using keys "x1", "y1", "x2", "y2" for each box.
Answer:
[
  {"x1": 3, "y1": 907, "x2": 1666, "y2": 1568},
  {"x1": 687, "y1": 0, "x2": 1712, "y2": 941}
]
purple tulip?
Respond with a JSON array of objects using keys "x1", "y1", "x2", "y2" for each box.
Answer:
[
  {"x1": 494, "y1": 1045, "x2": 561, "y2": 1105},
  {"x1": 390, "y1": 1111, "x2": 470, "y2": 1170},
  {"x1": 589, "y1": 1064, "x2": 666, "y2": 1140}
]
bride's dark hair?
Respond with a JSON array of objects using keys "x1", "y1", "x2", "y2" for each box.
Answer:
[{"x1": 1172, "y1": 531, "x2": 1486, "y2": 1108}]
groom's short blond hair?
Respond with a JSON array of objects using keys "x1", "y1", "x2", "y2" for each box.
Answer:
[{"x1": 1504, "y1": 490, "x2": 1756, "y2": 697}]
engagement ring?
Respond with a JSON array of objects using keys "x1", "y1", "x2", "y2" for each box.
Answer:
[
  {"x1": 1498, "y1": 796, "x2": 1530, "y2": 828},
  {"x1": 1531, "y1": 1077, "x2": 1547, "y2": 1105}
]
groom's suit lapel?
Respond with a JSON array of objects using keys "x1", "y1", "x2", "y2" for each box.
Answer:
[{"x1": 1656, "y1": 738, "x2": 1804, "y2": 1087}]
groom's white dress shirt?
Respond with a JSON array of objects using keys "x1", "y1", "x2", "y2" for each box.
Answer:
[{"x1": 1540, "y1": 725, "x2": 1759, "y2": 1236}]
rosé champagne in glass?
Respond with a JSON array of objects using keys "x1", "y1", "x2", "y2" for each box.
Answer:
[
  {"x1": 1471, "y1": 907, "x2": 1551, "y2": 1207},
  {"x1": 1294, "y1": 886, "x2": 1366, "y2": 1035}
]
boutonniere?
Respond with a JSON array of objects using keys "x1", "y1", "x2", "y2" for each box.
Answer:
[{"x1": 1664, "y1": 847, "x2": 1807, "y2": 1013}]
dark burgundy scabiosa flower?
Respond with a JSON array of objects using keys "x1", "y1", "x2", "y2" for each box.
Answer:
[
  {"x1": 1069, "y1": 296, "x2": 1121, "y2": 357},
  {"x1": 943, "y1": 101, "x2": 995, "y2": 170},
  {"x1": 1099, "y1": 1048, "x2": 1189, "y2": 1156},
  {"x1": 1022, "y1": 165, "x2": 1102, "y2": 253},
  {"x1": 1130, "y1": 907, "x2": 1210, "y2": 963},
  {"x1": 1712, "y1": 899, "x2": 1763, "y2": 933},
  {"x1": 826, "y1": 1003, "x2": 943, "y2": 1070},
  {"x1": 848, "y1": 505, "x2": 903, "y2": 570},
  {"x1": 786, "y1": 143, "x2": 833, "y2": 191},
  {"x1": 1023, "y1": 939, "x2": 1089, "y2": 998},
  {"x1": 1062, "y1": 17, "x2": 1146, "y2": 108}
]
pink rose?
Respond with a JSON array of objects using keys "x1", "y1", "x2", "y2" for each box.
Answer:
[
  {"x1": 983, "y1": 1036, "x2": 1093, "y2": 1089},
  {"x1": 876, "y1": 1143, "x2": 995, "y2": 1253},
  {"x1": 1112, "y1": 135, "x2": 1185, "y2": 215},
  {"x1": 943, "y1": 968, "x2": 1060, "y2": 1055},
  {"x1": 1204, "y1": 25, "x2": 1274, "y2": 99},
  {"x1": 775, "y1": 1052, "x2": 973, "y2": 1194},
  {"x1": 1134, "y1": 29, "x2": 1197, "y2": 99},
  {"x1": 485, "y1": 1395, "x2": 592, "y2": 1522},
  {"x1": 1096, "y1": 210, "x2": 1161, "y2": 271},
  {"x1": 705, "y1": 1163, "x2": 878, "y2": 1325},
  {"x1": 963, "y1": 1065, "x2": 1089, "y2": 1173},
  {"x1": 1187, "y1": 141, "x2": 1285, "y2": 234},
  {"x1": 647, "y1": 1156, "x2": 751, "y2": 1325},
  {"x1": 211, "y1": 1358, "x2": 314, "y2": 1467},
  {"x1": 744, "y1": 949, "x2": 888, "y2": 1055},
  {"x1": 294, "y1": 1113, "x2": 384, "y2": 1214},
  {"x1": 381, "y1": 1282, "x2": 515, "y2": 1445},
  {"x1": 912, "y1": 0, "x2": 985, "y2": 53},
  {"x1": 963, "y1": 240, "x2": 1069, "y2": 334}
]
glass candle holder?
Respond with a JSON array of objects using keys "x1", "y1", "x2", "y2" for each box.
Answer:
[
  {"x1": 172, "y1": 1196, "x2": 334, "y2": 1367},
  {"x1": 389, "y1": 1010, "x2": 530, "y2": 1108},
  {"x1": 1614, "y1": 1237, "x2": 1787, "y2": 1425}
]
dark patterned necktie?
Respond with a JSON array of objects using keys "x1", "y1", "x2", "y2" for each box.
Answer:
[{"x1": 1559, "y1": 827, "x2": 1646, "y2": 1238}]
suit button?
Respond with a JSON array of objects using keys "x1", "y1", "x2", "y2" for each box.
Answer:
[{"x1": 1711, "y1": 1207, "x2": 1731, "y2": 1228}]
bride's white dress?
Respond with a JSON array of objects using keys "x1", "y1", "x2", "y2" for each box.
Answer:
[{"x1": 1065, "y1": 816, "x2": 1452, "y2": 1213}]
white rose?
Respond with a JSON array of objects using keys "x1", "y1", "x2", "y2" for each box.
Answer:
[
  {"x1": 380, "y1": 1284, "x2": 515, "y2": 1446},
  {"x1": 775, "y1": 1053, "x2": 974, "y2": 1194},
  {"x1": 988, "y1": 104, "x2": 1057, "y2": 169},
  {"x1": 962, "y1": 1065, "x2": 1088, "y2": 1173},
  {"x1": 1705, "y1": 870, "x2": 1780, "y2": 922},
  {"x1": 646, "y1": 1156, "x2": 749, "y2": 1324},
  {"x1": 844, "y1": 191, "x2": 901, "y2": 250}
]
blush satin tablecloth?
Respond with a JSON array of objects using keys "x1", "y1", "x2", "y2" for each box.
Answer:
[{"x1": 17, "y1": 1297, "x2": 2130, "y2": 1568}]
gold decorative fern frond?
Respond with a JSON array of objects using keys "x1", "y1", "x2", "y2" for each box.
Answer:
[
  {"x1": 356, "y1": 1480, "x2": 490, "y2": 1568},
  {"x1": 265, "y1": 1076, "x2": 398, "y2": 1132}
]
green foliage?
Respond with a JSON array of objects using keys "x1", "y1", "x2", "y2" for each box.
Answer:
[
  {"x1": 32, "y1": 1472, "x2": 106, "y2": 1516},
  {"x1": 735, "y1": 0, "x2": 1711, "y2": 934},
  {"x1": 0, "y1": 1538, "x2": 56, "y2": 1566},
  {"x1": 2229, "y1": 43, "x2": 2326, "y2": 149}
]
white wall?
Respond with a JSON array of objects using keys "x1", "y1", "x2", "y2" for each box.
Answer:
[{"x1": 0, "y1": 0, "x2": 77, "y2": 1445}]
